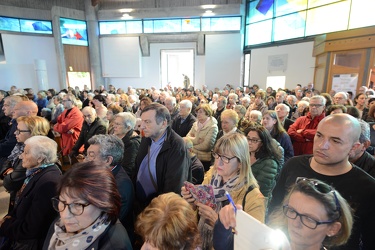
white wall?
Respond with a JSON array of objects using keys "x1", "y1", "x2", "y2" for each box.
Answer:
[
  {"x1": 104, "y1": 33, "x2": 243, "y2": 91},
  {"x1": 205, "y1": 33, "x2": 243, "y2": 89},
  {"x1": 249, "y1": 41, "x2": 316, "y2": 91},
  {"x1": 0, "y1": 34, "x2": 59, "y2": 91}
]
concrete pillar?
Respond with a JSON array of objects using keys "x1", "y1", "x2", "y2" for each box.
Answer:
[
  {"x1": 34, "y1": 59, "x2": 49, "y2": 90},
  {"x1": 85, "y1": 0, "x2": 103, "y2": 90},
  {"x1": 51, "y1": 7, "x2": 67, "y2": 90}
]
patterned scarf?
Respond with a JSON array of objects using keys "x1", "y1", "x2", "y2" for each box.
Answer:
[
  {"x1": 48, "y1": 214, "x2": 110, "y2": 250},
  {"x1": 198, "y1": 170, "x2": 246, "y2": 250},
  {"x1": 7, "y1": 143, "x2": 25, "y2": 165},
  {"x1": 15, "y1": 163, "x2": 55, "y2": 205}
]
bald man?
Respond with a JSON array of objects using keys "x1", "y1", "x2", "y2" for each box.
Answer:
[
  {"x1": 70, "y1": 106, "x2": 107, "y2": 157},
  {"x1": 271, "y1": 114, "x2": 375, "y2": 250}
]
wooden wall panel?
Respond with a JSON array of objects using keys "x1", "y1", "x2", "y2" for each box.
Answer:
[{"x1": 64, "y1": 45, "x2": 90, "y2": 73}]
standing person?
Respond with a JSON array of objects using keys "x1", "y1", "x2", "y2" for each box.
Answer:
[
  {"x1": 53, "y1": 94, "x2": 84, "y2": 158},
  {"x1": 135, "y1": 103, "x2": 191, "y2": 214},
  {"x1": 181, "y1": 133, "x2": 265, "y2": 250},
  {"x1": 0, "y1": 136, "x2": 61, "y2": 250},
  {"x1": 288, "y1": 95, "x2": 326, "y2": 156},
  {"x1": 186, "y1": 104, "x2": 218, "y2": 171},
  {"x1": 91, "y1": 95, "x2": 108, "y2": 121},
  {"x1": 171, "y1": 99, "x2": 196, "y2": 137},
  {"x1": 36, "y1": 91, "x2": 48, "y2": 116},
  {"x1": 50, "y1": 95, "x2": 64, "y2": 125},
  {"x1": 271, "y1": 114, "x2": 375, "y2": 249},
  {"x1": 43, "y1": 161, "x2": 132, "y2": 250}
]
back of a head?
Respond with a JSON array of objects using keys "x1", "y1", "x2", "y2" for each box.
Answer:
[{"x1": 135, "y1": 192, "x2": 200, "y2": 250}]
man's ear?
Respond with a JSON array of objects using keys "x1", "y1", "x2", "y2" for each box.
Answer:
[
  {"x1": 349, "y1": 142, "x2": 362, "y2": 154},
  {"x1": 363, "y1": 140, "x2": 371, "y2": 149},
  {"x1": 106, "y1": 155, "x2": 114, "y2": 166}
]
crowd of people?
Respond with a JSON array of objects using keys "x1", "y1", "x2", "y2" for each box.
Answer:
[{"x1": 0, "y1": 82, "x2": 374, "y2": 250}]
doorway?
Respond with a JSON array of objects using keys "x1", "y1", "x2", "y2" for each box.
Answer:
[{"x1": 161, "y1": 49, "x2": 194, "y2": 89}]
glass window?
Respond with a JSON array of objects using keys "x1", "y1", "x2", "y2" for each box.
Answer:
[
  {"x1": 20, "y1": 19, "x2": 52, "y2": 34},
  {"x1": 349, "y1": 0, "x2": 375, "y2": 29},
  {"x1": 99, "y1": 21, "x2": 126, "y2": 35},
  {"x1": 153, "y1": 19, "x2": 181, "y2": 33},
  {"x1": 308, "y1": 0, "x2": 341, "y2": 8},
  {"x1": 126, "y1": 21, "x2": 142, "y2": 33},
  {"x1": 0, "y1": 17, "x2": 20, "y2": 32},
  {"x1": 246, "y1": 20, "x2": 272, "y2": 45},
  {"x1": 333, "y1": 52, "x2": 362, "y2": 68},
  {"x1": 181, "y1": 18, "x2": 200, "y2": 32},
  {"x1": 60, "y1": 18, "x2": 88, "y2": 46},
  {"x1": 143, "y1": 20, "x2": 154, "y2": 33},
  {"x1": 305, "y1": 1, "x2": 350, "y2": 36},
  {"x1": 275, "y1": 0, "x2": 307, "y2": 17},
  {"x1": 248, "y1": 0, "x2": 274, "y2": 24},
  {"x1": 202, "y1": 17, "x2": 241, "y2": 31},
  {"x1": 273, "y1": 11, "x2": 306, "y2": 41}
]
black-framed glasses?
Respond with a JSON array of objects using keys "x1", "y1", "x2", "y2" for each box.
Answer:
[
  {"x1": 15, "y1": 129, "x2": 31, "y2": 134},
  {"x1": 51, "y1": 197, "x2": 90, "y2": 216},
  {"x1": 246, "y1": 137, "x2": 262, "y2": 144},
  {"x1": 212, "y1": 151, "x2": 237, "y2": 164},
  {"x1": 295, "y1": 177, "x2": 341, "y2": 217},
  {"x1": 283, "y1": 205, "x2": 335, "y2": 229}
]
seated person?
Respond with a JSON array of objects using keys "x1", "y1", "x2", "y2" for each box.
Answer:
[
  {"x1": 183, "y1": 137, "x2": 204, "y2": 184},
  {"x1": 213, "y1": 178, "x2": 353, "y2": 250},
  {"x1": 43, "y1": 161, "x2": 132, "y2": 249},
  {"x1": 135, "y1": 192, "x2": 200, "y2": 250}
]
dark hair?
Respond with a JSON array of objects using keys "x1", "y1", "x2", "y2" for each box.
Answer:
[
  {"x1": 245, "y1": 123, "x2": 282, "y2": 160},
  {"x1": 326, "y1": 105, "x2": 347, "y2": 116},
  {"x1": 141, "y1": 103, "x2": 171, "y2": 124},
  {"x1": 47, "y1": 89, "x2": 56, "y2": 97},
  {"x1": 93, "y1": 94, "x2": 105, "y2": 103},
  {"x1": 346, "y1": 106, "x2": 360, "y2": 119},
  {"x1": 57, "y1": 161, "x2": 121, "y2": 224},
  {"x1": 353, "y1": 93, "x2": 366, "y2": 106},
  {"x1": 321, "y1": 93, "x2": 333, "y2": 107}
]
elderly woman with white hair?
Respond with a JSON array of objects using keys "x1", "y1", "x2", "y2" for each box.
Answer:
[
  {"x1": 0, "y1": 136, "x2": 62, "y2": 250},
  {"x1": 112, "y1": 112, "x2": 141, "y2": 178}
]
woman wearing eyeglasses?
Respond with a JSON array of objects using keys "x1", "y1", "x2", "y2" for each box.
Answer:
[
  {"x1": 213, "y1": 178, "x2": 353, "y2": 250},
  {"x1": 181, "y1": 133, "x2": 265, "y2": 250},
  {"x1": 43, "y1": 161, "x2": 132, "y2": 250},
  {"x1": 245, "y1": 124, "x2": 282, "y2": 205},
  {"x1": 0, "y1": 136, "x2": 62, "y2": 250},
  {"x1": 1, "y1": 116, "x2": 50, "y2": 213}
]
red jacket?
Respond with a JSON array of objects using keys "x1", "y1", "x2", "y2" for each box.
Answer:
[
  {"x1": 287, "y1": 112, "x2": 325, "y2": 156},
  {"x1": 53, "y1": 107, "x2": 84, "y2": 156}
]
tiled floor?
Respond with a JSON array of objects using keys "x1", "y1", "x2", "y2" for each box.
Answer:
[{"x1": 0, "y1": 181, "x2": 10, "y2": 218}]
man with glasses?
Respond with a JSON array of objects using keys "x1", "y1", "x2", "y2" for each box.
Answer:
[
  {"x1": 288, "y1": 95, "x2": 326, "y2": 155},
  {"x1": 271, "y1": 114, "x2": 375, "y2": 250},
  {"x1": 333, "y1": 92, "x2": 349, "y2": 105},
  {"x1": 85, "y1": 134, "x2": 134, "y2": 242},
  {"x1": 53, "y1": 94, "x2": 84, "y2": 158}
]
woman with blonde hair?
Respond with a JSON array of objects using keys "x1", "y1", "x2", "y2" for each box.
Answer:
[
  {"x1": 1, "y1": 116, "x2": 50, "y2": 213},
  {"x1": 182, "y1": 133, "x2": 265, "y2": 250},
  {"x1": 136, "y1": 192, "x2": 201, "y2": 250},
  {"x1": 186, "y1": 104, "x2": 218, "y2": 171}
]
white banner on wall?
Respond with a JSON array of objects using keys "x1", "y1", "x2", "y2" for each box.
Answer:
[
  {"x1": 332, "y1": 73, "x2": 358, "y2": 97},
  {"x1": 268, "y1": 54, "x2": 288, "y2": 71}
]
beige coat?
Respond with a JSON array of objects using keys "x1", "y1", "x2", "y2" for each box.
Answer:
[{"x1": 186, "y1": 116, "x2": 218, "y2": 162}]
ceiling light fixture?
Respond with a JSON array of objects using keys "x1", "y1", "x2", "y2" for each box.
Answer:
[
  {"x1": 202, "y1": 5, "x2": 216, "y2": 9},
  {"x1": 203, "y1": 10, "x2": 215, "y2": 16},
  {"x1": 121, "y1": 13, "x2": 133, "y2": 19},
  {"x1": 119, "y1": 8, "x2": 133, "y2": 13}
]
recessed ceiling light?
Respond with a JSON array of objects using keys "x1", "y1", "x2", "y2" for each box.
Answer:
[
  {"x1": 119, "y1": 8, "x2": 133, "y2": 13},
  {"x1": 202, "y1": 5, "x2": 216, "y2": 9}
]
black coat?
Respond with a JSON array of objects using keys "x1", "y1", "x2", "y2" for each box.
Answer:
[
  {"x1": 171, "y1": 113, "x2": 196, "y2": 137},
  {"x1": 71, "y1": 117, "x2": 107, "y2": 155},
  {"x1": 0, "y1": 164, "x2": 62, "y2": 250},
  {"x1": 121, "y1": 130, "x2": 141, "y2": 178},
  {"x1": 134, "y1": 126, "x2": 191, "y2": 212}
]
